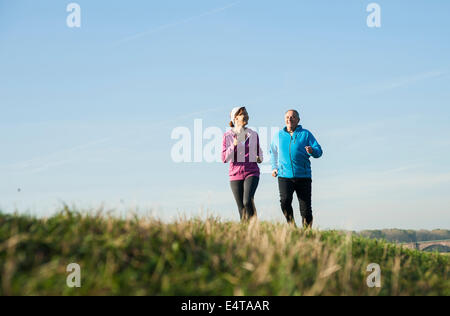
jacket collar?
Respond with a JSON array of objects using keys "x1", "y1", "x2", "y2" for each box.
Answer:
[
  {"x1": 229, "y1": 127, "x2": 255, "y2": 136},
  {"x1": 283, "y1": 125, "x2": 303, "y2": 134}
]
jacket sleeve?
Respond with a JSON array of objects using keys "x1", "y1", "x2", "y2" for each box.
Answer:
[
  {"x1": 257, "y1": 134, "x2": 264, "y2": 163},
  {"x1": 269, "y1": 137, "x2": 278, "y2": 171},
  {"x1": 222, "y1": 134, "x2": 236, "y2": 163},
  {"x1": 307, "y1": 131, "x2": 323, "y2": 159}
]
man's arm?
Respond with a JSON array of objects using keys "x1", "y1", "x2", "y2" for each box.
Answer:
[
  {"x1": 306, "y1": 131, "x2": 323, "y2": 159},
  {"x1": 270, "y1": 136, "x2": 279, "y2": 176}
]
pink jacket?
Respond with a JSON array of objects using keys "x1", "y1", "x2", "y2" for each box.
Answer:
[{"x1": 222, "y1": 128, "x2": 264, "y2": 181}]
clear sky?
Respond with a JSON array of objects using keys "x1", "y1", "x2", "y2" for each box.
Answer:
[{"x1": 1, "y1": 0, "x2": 449, "y2": 230}]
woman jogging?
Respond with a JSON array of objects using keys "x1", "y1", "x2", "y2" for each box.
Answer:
[{"x1": 222, "y1": 107, "x2": 263, "y2": 222}]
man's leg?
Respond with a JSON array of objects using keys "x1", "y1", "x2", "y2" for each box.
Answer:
[
  {"x1": 295, "y1": 178, "x2": 313, "y2": 228},
  {"x1": 278, "y1": 177, "x2": 296, "y2": 225}
]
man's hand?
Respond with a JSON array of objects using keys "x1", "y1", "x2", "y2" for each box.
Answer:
[
  {"x1": 272, "y1": 169, "x2": 278, "y2": 178},
  {"x1": 257, "y1": 156, "x2": 262, "y2": 164},
  {"x1": 305, "y1": 146, "x2": 314, "y2": 155}
]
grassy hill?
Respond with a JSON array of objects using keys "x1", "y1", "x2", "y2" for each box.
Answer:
[{"x1": 0, "y1": 209, "x2": 448, "y2": 296}]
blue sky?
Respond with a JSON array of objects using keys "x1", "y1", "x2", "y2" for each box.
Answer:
[{"x1": 1, "y1": 0, "x2": 449, "y2": 230}]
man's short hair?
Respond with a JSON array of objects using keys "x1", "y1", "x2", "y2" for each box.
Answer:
[{"x1": 285, "y1": 109, "x2": 300, "y2": 118}]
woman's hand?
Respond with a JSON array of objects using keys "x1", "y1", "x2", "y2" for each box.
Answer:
[{"x1": 233, "y1": 137, "x2": 238, "y2": 146}]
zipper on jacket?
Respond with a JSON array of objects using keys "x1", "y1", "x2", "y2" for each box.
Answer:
[{"x1": 289, "y1": 135, "x2": 294, "y2": 177}]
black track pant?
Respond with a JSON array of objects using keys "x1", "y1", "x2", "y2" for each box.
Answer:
[
  {"x1": 278, "y1": 177, "x2": 313, "y2": 225},
  {"x1": 230, "y1": 176, "x2": 259, "y2": 221}
]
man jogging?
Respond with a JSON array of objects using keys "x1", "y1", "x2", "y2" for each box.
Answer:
[{"x1": 270, "y1": 110, "x2": 323, "y2": 228}]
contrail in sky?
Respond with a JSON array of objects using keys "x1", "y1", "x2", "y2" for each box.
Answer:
[{"x1": 113, "y1": 1, "x2": 241, "y2": 47}]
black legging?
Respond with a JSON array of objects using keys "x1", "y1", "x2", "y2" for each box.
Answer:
[{"x1": 230, "y1": 176, "x2": 259, "y2": 221}]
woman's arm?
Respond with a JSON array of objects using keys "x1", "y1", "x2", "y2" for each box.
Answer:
[
  {"x1": 222, "y1": 134, "x2": 236, "y2": 163},
  {"x1": 257, "y1": 134, "x2": 264, "y2": 163}
]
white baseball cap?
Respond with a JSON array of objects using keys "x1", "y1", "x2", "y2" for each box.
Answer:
[{"x1": 230, "y1": 106, "x2": 245, "y2": 123}]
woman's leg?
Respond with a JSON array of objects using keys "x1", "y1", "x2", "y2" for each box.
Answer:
[
  {"x1": 243, "y1": 176, "x2": 260, "y2": 220},
  {"x1": 230, "y1": 180, "x2": 245, "y2": 220}
]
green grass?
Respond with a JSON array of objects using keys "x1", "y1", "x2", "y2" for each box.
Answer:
[{"x1": 0, "y1": 208, "x2": 448, "y2": 296}]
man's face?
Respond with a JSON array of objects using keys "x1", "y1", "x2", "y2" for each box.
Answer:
[{"x1": 285, "y1": 111, "x2": 300, "y2": 130}]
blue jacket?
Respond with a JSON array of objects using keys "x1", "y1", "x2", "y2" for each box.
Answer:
[{"x1": 270, "y1": 125, "x2": 323, "y2": 178}]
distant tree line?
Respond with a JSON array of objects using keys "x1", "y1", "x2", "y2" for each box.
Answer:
[{"x1": 354, "y1": 229, "x2": 450, "y2": 243}]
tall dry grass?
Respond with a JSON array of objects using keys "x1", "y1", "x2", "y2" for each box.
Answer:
[{"x1": 0, "y1": 208, "x2": 448, "y2": 296}]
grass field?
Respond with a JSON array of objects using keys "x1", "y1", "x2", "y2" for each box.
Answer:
[{"x1": 0, "y1": 208, "x2": 448, "y2": 296}]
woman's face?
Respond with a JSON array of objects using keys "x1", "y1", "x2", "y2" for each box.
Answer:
[{"x1": 235, "y1": 109, "x2": 249, "y2": 127}]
